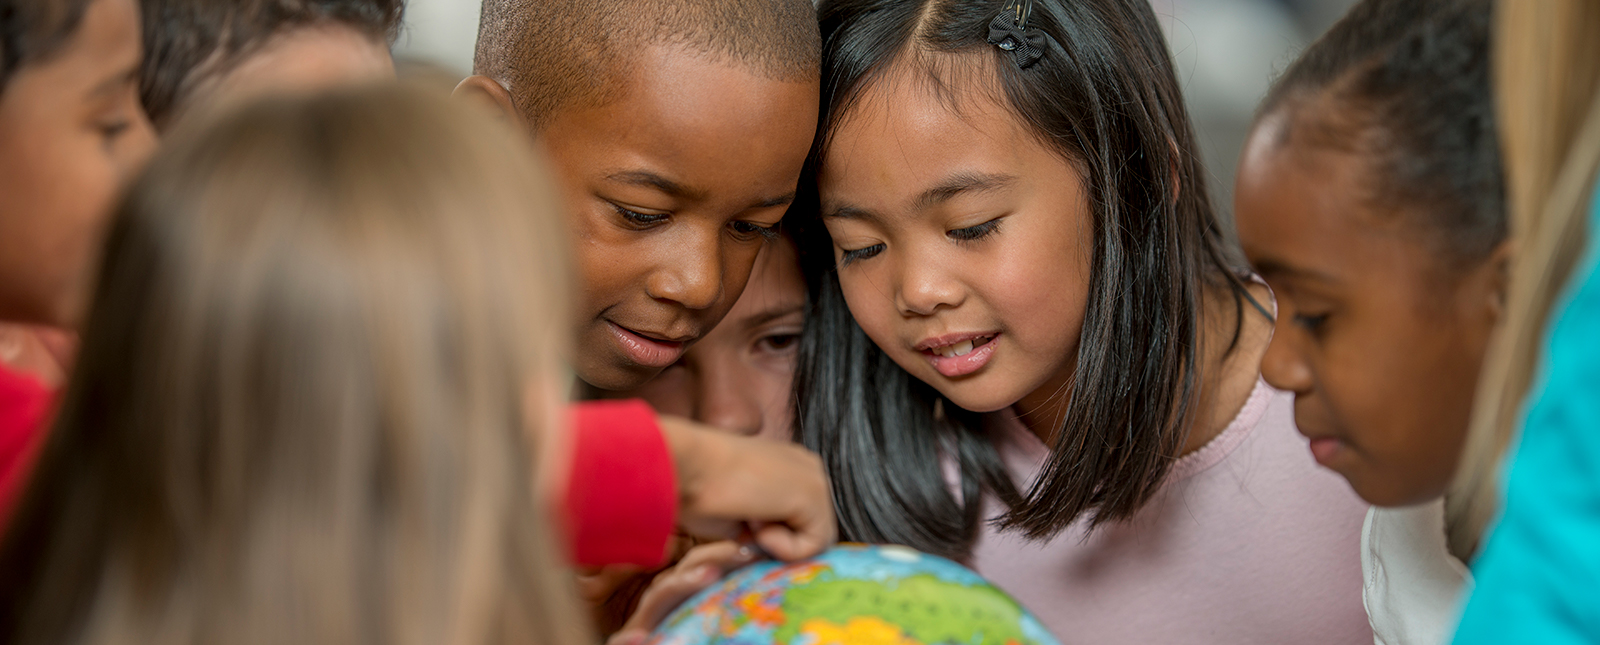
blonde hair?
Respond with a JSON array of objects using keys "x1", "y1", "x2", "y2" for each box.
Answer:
[
  {"x1": 0, "y1": 85, "x2": 588, "y2": 645},
  {"x1": 1448, "y1": 0, "x2": 1600, "y2": 559}
]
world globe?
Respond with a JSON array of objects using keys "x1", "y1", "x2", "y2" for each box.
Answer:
[{"x1": 647, "y1": 544, "x2": 1061, "y2": 645}]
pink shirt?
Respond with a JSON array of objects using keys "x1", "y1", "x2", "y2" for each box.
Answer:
[{"x1": 969, "y1": 379, "x2": 1373, "y2": 643}]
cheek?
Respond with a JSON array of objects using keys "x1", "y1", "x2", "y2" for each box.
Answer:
[
  {"x1": 570, "y1": 210, "x2": 649, "y2": 309},
  {"x1": 836, "y1": 268, "x2": 902, "y2": 348},
  {"x1": 985, "y1": 217, "x2": 1093, "y2": 346}
]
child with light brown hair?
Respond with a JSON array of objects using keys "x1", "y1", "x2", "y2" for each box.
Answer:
[{"x1": 0, "y1": 85, "x2": 586, "y2": 645}]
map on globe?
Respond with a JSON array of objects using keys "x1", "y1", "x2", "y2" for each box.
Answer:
[{"x1": 647, "y1": 544, "x2": 1061, "y2": 645}]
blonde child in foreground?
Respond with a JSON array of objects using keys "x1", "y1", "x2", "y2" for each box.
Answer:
[{"x1": 0, "y1": 85, "x2": 582, "y2": 644}]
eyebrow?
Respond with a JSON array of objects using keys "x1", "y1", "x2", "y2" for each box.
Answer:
[
  {"x1": 605, "y1": 170, "x2": 795, "y2": 211},
  {"x1": 605, "y1": 170, "x2": 707, "y2": 201},
  {"x1": 752, "y1": 192, "x2": 797, "y2": 209},
  {"x1": 86, "y1": 65, "x2": 139, "y2": 100},
  {"x1": 1250, "y1": 258, "x2": 1338, "y2": 284},
  {"x1": 740, "y1": 302, "x2": 807, "y2": 331},
  {"x1": 823, "y1": 171, "x2": 1018, "y2": 221},
  {"x1": 912, "y1": 171, "x2": 1018, "y2": 212}
]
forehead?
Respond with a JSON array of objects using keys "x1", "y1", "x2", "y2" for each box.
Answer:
[
  {"x1": 1235, "y1": 120, "x2": 1428, "y2": 280},
  {"x1": 540, "y1": 44, "x2": 819, "y2": 196},
  {"x1": 819, "y1": 57, "x2": 1042, "y2": 200}
]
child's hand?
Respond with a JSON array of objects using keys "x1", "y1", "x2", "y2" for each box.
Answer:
[
  {"x1": 657, "y1": 415, "x2": 837, "y2": 561},
  {"x1": 604, "y1": 541, "x2": 762, "y2": 645}
]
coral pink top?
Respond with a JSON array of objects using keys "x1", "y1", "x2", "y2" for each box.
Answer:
[
  {"x1": 0, "y1": 365, "x2": 52, "y2": 524},
  {"x1": 971, "y1": 380, "x2": 1373, "y2": 643}
]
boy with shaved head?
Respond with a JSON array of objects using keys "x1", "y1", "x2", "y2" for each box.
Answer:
[
  {"x1": 459, "y1": 0, "x2": 820, "y2": 392},
  {"x1": 457, "y1": 0, "x2": 823, "y2": 631}
]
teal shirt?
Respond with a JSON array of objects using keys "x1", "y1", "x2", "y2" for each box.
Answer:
[{"x1": 1452, "y1": 190, "x2": 1600, "y2": 643}]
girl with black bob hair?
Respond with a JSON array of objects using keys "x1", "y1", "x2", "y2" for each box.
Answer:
[{"x1": 792, "y1": 0, "x2": 1371, "y2": 639}]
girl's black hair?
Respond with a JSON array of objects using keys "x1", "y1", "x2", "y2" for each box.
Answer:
[
  {"x1": 1258, "y1": 0, "x2": 1503, "y2": 266},
  {"x1": 791, "y1": 0, "x2": 1251, "y2": 560},
  {"x1": 0, "y1": 0, "x2": 94, "y2": 94}
]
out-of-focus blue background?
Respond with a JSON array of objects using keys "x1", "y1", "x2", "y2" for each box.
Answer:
[{"x1": 394, "y1": 0, "x2": 1359, "y2": 225}]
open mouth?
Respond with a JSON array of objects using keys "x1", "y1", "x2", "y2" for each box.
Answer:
[
  {"x1": 923, "y1": 334, "x2": 997, "y2": 358},
  {"x1": 917, "y1": 333, "x2": 1001, "y2": 378}
]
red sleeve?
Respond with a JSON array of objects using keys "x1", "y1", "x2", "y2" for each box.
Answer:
[
  {"x1": 0, "y1": 366, "x2": 52, "y2": 527},
  {"x1": 564, "y1": 399, "x2": 678, "y2": 568}
]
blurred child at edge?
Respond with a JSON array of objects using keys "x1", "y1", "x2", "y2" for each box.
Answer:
[
  {"x1": 0, "y1": 85, "x2": 588, "y2": 645},
  {"x1": 1453, "y1": 1, "x2": 1600, "y2": 640},
  {"x1": 0, "y1": 0, "x2": 156, "y2": 517}
]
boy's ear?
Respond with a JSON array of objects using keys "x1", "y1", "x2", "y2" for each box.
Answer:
[{"x1": 454, "y1": 75, "x2": 527, "y2": 134}]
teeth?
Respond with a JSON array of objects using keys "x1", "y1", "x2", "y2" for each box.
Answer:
[{"x1": 933, "y1": 337, "x2": 987, "y2": 358}]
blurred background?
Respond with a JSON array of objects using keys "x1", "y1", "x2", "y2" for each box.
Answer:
[{"x1": 393, "y1": 0, "x2": 1359, "y2": 229}]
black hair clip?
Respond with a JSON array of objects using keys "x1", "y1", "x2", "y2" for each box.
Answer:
[{"x1": 987, "y1": 0, "x2": 1048, "y2": 69}]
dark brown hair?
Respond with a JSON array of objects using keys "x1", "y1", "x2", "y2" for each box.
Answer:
[
  {"x1": 792, "y1": 0, "x2": 1251, "y2": 559},
  {"x1": 139, "y1": 0, "x2": 403, "y2": 128},
  {"x1": 0, "y1": 0, "x2": 94, "y2": 94},
  {"x1": 0, "y1": 85, "x2": 584, "y2": 645},
  {"x1": 1258, "y1": 0, "x2": 1503, "y2": 268},
  {"x1": 473, "y1": 0, "x2": 820, "y2": 128}
]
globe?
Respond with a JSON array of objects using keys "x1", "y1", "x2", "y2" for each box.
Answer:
[{"x1": 647, "y1": 544, "x2": 1061, "y2": 645}]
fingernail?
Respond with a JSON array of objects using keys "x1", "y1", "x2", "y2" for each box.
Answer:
[
  {"x1": 693, "y1": 565, "x2": 717, "y2": 582},
  {"x1": 738, "y1": 544, "x2": 756, "y2": 559}
]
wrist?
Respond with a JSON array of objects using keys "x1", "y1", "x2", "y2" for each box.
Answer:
[{"x1": 657, "y1": 415, "x2": 716, "y2": 510}]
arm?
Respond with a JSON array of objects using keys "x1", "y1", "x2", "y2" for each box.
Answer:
[{"x1": 563, "y1": 400, "x2": 837, "y2": 568}]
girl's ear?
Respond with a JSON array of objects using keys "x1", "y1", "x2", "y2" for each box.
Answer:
[{"x1": 454, "y1": 75, "x2": 527, "y2": 134}]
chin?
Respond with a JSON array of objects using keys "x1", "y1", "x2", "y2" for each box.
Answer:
[
  {"x1": 933, "y1": 381, "x2": 1021, "y2": 415},
  {"x1": 575, "y1": 359, "x2": 664, "y2": 393},
  {"x1": 1347, "y1": 473, "x2": 1446, "y2": 509}
]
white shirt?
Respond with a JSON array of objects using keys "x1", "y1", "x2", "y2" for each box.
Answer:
[{"x1": 1361, "y1": 500, "x2": 1473, "y2": 645}]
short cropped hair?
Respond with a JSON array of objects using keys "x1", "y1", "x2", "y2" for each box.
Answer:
[
  {"x1": 474, "y1": 0, "x2": 820, "y2": 128},
  {"x1": 0, "y1": 0, "x2": 94, "y2": 95},
  {"x1": 140, "y1": 0, "x2": 404, "y2": 128},
  {"x1": 1259, "y1": 0, "x2": 1502, "y2": 266}
]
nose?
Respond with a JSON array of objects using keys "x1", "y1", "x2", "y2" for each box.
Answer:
[
  {"x1": 696, "y1": 363, "x2": 764, "y2": 437},
  {"x1": 895, "y1": 252, "x2": 963, "y2": 317},
  {"x1": 646, "y1": 228, "x2": 723, "y2": 310},
  {"x1": 1260, "y1": 318, "x2": 1314, "y2": 395}
]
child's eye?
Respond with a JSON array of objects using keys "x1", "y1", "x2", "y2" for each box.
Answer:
[
  {"x1": 1292, "y1": 312, "x2": 1329, "y2": 334},
  {"x1": 838, "y1": 243, "x2": 884, "y2": 267},
  {"x1": 730, "y1": 220, "x2": 780, "y2": 240},
  {"x1": 948, "y1": 218, "x2": 1002, "y2": 242},
  {"x1": 610, "y1": 203, "x2": 669, "y2": 227},
  {"x1": 757, "y1": 332, "x2": 800, "y2": 353},
  {"x1": 97, "y1": 119, "x2": 131, "y2": 148}
]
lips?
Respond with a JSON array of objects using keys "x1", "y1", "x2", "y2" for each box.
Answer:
[
  {"x1": 916, "y1": 332, "x2": 1000, "y2": 378},
  {"x1": 607, "y1": 321, "x2": 692, "y2": 369}
]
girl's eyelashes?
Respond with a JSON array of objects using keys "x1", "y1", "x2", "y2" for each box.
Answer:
[
  {"x1": 1292, "y1": 312, "x2": 1330, "y2": 335},
  {"x1": 609, "y1": 202, "x2": 670, "y2": 227},
  {"x1": 756, "y1": 331, "x2": 801, "y2": 353},
  {"x1": 837, "y1": 243, "x2": 884, "y2": 267},
  {"x1": 948, "y1": 217, "x2": 1002, "y2": 242},
  {"x1": 731, "y1": 220, "x2": 781, "y2": 240},
  {"x1": 96, "y1": 117, "x2": 131, "y2": 151}
]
